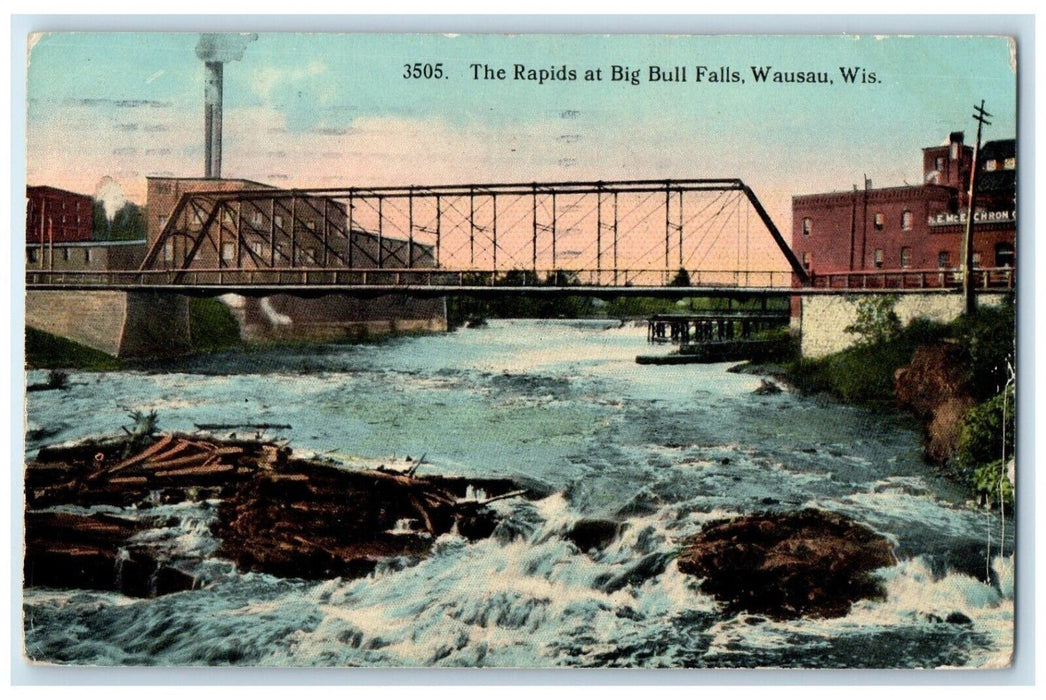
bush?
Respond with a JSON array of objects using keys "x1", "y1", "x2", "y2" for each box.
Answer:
[
  {"x1": 189, "y1": 298, "x2": 242, "y2": 353},
  {"x1": 844, "y1": 295, "x2": 902, "y2": 346},
  {"x1": 952, "y1": 297, "x2": 1015, "y2": 401},
  {"x1": 25, "y1": 327, "x2": 122, "y2": 371},
  {"x1": 957, "y1": 385, "x2": 1015, "y2": 472},
  {"x1": 786, "y1": 315, "x2": 950, "y2": 408},
  {"x1": 973, "y1": 460, "x2": 1013, "y2": 505}
]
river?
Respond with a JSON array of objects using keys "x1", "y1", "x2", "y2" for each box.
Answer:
[{"x1": 22, "y1": 319, "x2": 1014, "y2": 668}]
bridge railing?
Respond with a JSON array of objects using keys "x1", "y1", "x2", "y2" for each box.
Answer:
[
  {"x1": 25, "y1": 267, "x2": 797, "y2": 289},
  {"x1": 808, "y1": 267, "x2": 1014, "y2": 290},
  {"x1": 24, "y1": 266, "x2": 1015, "y2": 290}
]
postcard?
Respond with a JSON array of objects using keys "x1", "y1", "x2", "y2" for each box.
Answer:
[{"x1": 21, "y1": 31, "x2": 1017, "y2": 669}]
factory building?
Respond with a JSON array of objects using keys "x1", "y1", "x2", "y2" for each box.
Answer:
[
  {"x1": 791, "y1": 131, "x2": 1016, "y2": 278},
  {"x1": 26, "y1": 186, "x2": 93, "y2": 245}
]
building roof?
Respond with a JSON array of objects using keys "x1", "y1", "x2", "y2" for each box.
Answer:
[
  {"x1": 26, "y1": 185, "x2": 92, "y2": 199},
  {"x1": 24, "y1": 239, "x2": 147, "y2": 248},
  {"x1": 793, "y1": 183, "x2": 956, "y2": 203},
  {"x1": 146, "y1": 175, "x2": 275, "y2": 190},
  {"x1": 980, "y1": 139, "x2": 1015, "y2": 162}
]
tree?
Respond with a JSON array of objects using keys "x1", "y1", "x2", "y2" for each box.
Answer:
[
  {"x1": 670, "y1": 267, "x2": 691, "y2": 287},
  {"x1": 844, "y1": 295, "x2": 902, "y2": 346},
  {"x1": 93, "y1": 200, "x2": 147, "y2": 241}
]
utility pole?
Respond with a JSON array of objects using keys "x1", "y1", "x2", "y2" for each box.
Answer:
[{"x1": 961, "y1": 99, "x2": 992, "y2": 315}]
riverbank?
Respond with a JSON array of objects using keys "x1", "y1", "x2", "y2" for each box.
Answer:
[{"x1": 781, "y1": 297, "x2": 1015, "y2": 504}]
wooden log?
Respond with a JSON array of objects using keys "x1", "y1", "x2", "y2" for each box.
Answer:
[
  {"x1": 153, "y1": 462, "x2": 236, "y2": 480},
  {"x1": 145, "y1": 451, "x2": 215, "y2": 471},
  {"x1": 109, "y1": 476, "x2": 150, "y2": 487},
  {"x1": 141, "y1": 440, "x2": 196, "y2": 467},
  {"x1": 99, "y1": 433, "x2": 174, "y2": 477}
]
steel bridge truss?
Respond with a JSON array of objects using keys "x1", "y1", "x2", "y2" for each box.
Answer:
[{"x1": 136, "y1": 178, "x2": 810, "y2": 289}]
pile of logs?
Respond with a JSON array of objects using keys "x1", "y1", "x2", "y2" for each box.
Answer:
[{"x1": 25, "y1": 432, "x2": 531, "y2": 596}]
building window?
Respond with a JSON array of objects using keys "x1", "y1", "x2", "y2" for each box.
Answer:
[
  {"x1": 938, "y1": 251, "x2": 950, "y2": 269},
  {"x1": 801, "y1": 217, "x2": 812, "y2": 236},
  {"x1": 951, "y1": 141, "x2": 959, "y2": 160},
  {"x1": 304, "y1": 248, "x2": 317, "y2": 264},
  {"x1": 901, "y1": 210, "x2": 912, "y2": 231},
  {"x1": 274, "y1": 215, "x2": 284, "y2": 229},
  {"x1": 873, "y1": 212, "x2": 884, "y2": 230},
  {"x1": 935, "y1": 156, "x2": 945, "y2": 172},
  {"x1": 995, "y1": 243, "x2": 1014, "y2": 268},
  {"x1": 1004, "y1": 157, "x2": 1016, "y2": 170},
  {"x1": 900, "y1": 247, "x2": 911, "y2": 269},
  {"x1": 63, "y1": 248, "x2": 70, "y2": 262},
  {"x1": 164, "y1": 241, "x2": 174, "y2": 264},
  {"x1": 985, "y1": 159, "x2": 998, "y2": 172},
  {"x1": 801, "y1": 252, "x2": 811, "y2": 270},
  {"x1": 158, "y1": 215, "x2": 168, "y2": 230},
  {"x1": 250, "y1": 241, "x2": 264, "y2": 258},
  {"x1": 84, "y1": 249, "x2": 92, "y2": 264},
  {"x1": 27, "y1": 248, "x2": 37, "y2": 264},
  {"x1": 252, "y1": 211, "x2": 263, "y2": 228},
  {"x1": 306, "y1": 220, "x2": 317, "y2": 231},
  {"x1": 972, "y1": 252, "x2": 981, "y2": 268},
  {"x1": 222, "y1": 208, "x2": 236, "y2": 226},
  {"x1": 873, "y1": 249, "x2": 884, "y2": 268},
  {"x1": 221, "y1": 242, "x2": 235, "y2": 263}
]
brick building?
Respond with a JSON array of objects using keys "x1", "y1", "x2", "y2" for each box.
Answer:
[
  {"x1": 792, "y1": 132, "x2": 1016, "y2": 278},
  {"x1": 26, "y1": 185, "x2": 93, "y2": 245},
  {"x1": 26, "y1": 239, "x2": 147, "y2": 271}
]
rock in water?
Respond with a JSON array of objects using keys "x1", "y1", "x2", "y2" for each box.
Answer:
[
  {"x1": 565, "y1": 518, "x2": 622, "y2": 553},
  {"x1": 677, "y1": 508, "x2": 895, "y2": 619},
  {"x1": 753, "y1": 378, "x2": 783, "y2": 395}
]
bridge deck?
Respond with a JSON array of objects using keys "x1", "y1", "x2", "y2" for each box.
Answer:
[{"x1": 24, "y1": 266, "x2": 1014, "y2": 298}]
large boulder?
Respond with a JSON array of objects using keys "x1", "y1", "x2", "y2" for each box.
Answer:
[{"x1": 677, "y1": 509, "x2": 895, "y2": 619}]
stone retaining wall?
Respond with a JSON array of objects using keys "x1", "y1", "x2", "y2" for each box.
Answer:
[{"x1": 798, "y1": 292, "x2": 1009, "y2": 358}]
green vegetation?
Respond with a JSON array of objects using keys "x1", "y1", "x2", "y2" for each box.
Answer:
[
  {"x1": 446, "y1": 269, "x2": 597, "y2": 326},
  {"x1": 787, "y1": 296, "x2": 1016, "y2": 503},
  {"x1": 788, "y1": 316, "x2": 949, "y2": 408},
  {"x1": 669, "y1": 267, "x2": 691, "y2": 287},
  {"x1": 446, "y1": 268, "x2": 790, "y2": 326},
  {"x1": 844, "y1": 294, "x2": 902, "y2": 346},
  {"x1": 92, "y1": 201, "x2": 147, "y2": 241},
  {"x1": 952, "y1": 298, "x2": 1016, "y2": 401},
  {"x1": 956, "y1": 385, "x2": 1015, "y2": 505},
  {"x1": 188, "y1": 298, "x2": 243, "y2": 353},
  {"x1": 25, "y1": 327, "x2": 122, "y2": 371}
]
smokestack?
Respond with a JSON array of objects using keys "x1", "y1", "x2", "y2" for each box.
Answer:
[
  {"x1": 195, "y1": 33, "x2": 256, "y2": 179},
  {"x1": 203, "y1": 61, "x2": 223, "y2": 179}
]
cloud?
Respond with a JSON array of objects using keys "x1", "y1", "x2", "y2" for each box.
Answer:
[
  {"x1": 250, "y1": 61, "x2": 340, "y2": 133},
  {"x1": 69, "y1": 98, "x2": 172, "y2": 109}
]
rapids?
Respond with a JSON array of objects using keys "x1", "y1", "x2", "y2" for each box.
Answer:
[{"x1": 22, "y1": 320, "x2": 1014, "y2": 667}]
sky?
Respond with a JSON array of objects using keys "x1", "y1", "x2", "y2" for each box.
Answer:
[{"x1": 24, "y1": 32, "x2": 1017, "y2": 264}]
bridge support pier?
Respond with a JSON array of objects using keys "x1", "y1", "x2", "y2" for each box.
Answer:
[{"x1": 26, "y1": 290, "x2": 193, "y2": 359}]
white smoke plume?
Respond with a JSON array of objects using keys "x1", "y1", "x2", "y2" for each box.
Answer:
[
  {"x1": 195, "y1": 33, "x2": 258, "y2": 63},
  {"x1": 94, "y1": 176, "x2": 126, "y2": 222}
]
